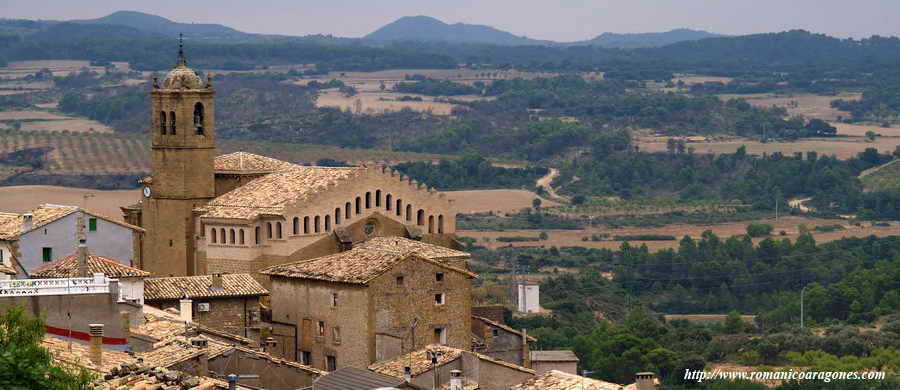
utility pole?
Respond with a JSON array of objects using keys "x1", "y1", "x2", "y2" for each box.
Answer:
[{"x1": 800, "y1": 285, "x2": 807, "y2": 329}]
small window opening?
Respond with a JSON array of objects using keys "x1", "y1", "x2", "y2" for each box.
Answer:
[
  {"x1": 194, "y1": 102, "x2": 205, "y2": 135},
  {"x1": 436, "y1": 273, "x2": 444, "y2": 282},
  {"x1": 396, "y1": 275, "x2": 404, "y2": 286},
  {"x1": 434, "y1": 293, "x2": 445, "y2": 305},
  {"x1": 169, "y1": 111, "x2": 176, "y2": 135}
]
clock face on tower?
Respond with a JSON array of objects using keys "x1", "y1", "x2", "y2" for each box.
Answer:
[{"x1": 143, "y1": 186, "x2": 152, "y2": 198}]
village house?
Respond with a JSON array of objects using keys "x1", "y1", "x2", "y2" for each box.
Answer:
[
  {"x1": 509, "y1": 369, "x2": 625, "y2": 390},
  {"x1": 471, "y1": 315, "x2": 535, "y2": 367},
  {"x1": 260, "y1": 238, "x2": 477, "y2": 372},
  {"x1": 30, "y1": 250, "x2": 150, "y2": 305},
  {"x1": 368, "y1": 344, "x2": 536, "y2": 390},
  {"x1": 529, "y1": 350, "x2": 580, "y2": 375},
  {"x1": 0, "y1": 204, "x2": 143, "y2": 277},
  {"x1": 143, "y1": 273, "x2": 268, "y2": 336}
]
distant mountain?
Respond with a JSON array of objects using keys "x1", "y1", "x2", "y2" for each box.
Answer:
[
  {"x1": 578, "y1": 29, "x2": 723, "y2": 49},
  {"x1": 364, "y1": 16, "x2": 551, "y2": 45},
  {"x1": 72, "y1": 10, "x2": 248, "y2": 39}
]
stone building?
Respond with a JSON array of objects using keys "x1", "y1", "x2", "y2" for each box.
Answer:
[
  {"x1": 260, "y1": 238, "x2": 477, "y2": 372},
  {"x1": 471, "y1": 315, "x2": 535, "y2": 367},
  {"x1": 143, "y1": 273, "x2": 268, "y2": 336},
  {"x1": 1, "y1": 204, "x2": 143, "y2": 277},
  {"x1": 529, "y1": 350, "x2": 579, "y2": 375},
  {"x1": 31, "y1": 251, "x2": 150, "y2": 305},
  {"x1": 124, "y1": 48, "x2": 457, "y2": 279}
]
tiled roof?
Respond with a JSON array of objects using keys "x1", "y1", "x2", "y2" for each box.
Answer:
[
  {"x1": 509, "y1": 370, "x2": 623, "y2": 390},
  {"x1": 214, "y1": 151, "x2": 299, "y2": 173},
  {"x1": 439, "y1": 381, "x2": 479, "y2": 390},
  {"x1": 369, "y1": 344, "x2": 463, "y2": 378},
  {"x1": 198, "y1": 166, "x2": 364, "y2": 219},
  {"x1": 355, "y1": 237, "x2": 470, "y2": 261},
  {"x1": 92, "y1": 369, "x2": 246, "y2": 390},
  {"x1": 31, "y1": 252, "x2": 149, "y2": 279},
  {"x1": 260, "y1": 249, "x2": 477, "y2": 285},
  {"x1": 368, "y1": 344, "x2": 534, "y2": 380},
  {"x1": 43, "y1": 336, "x2": 138, "y2": 374},
  {"x1": 208, "y1": 345, "x2": 327, "y2": 376},
  {"x1": 0, "y1": 204, "x2": 144, "y2": 240},
  {"x1": 531, "y1": 350, "x2": 579, "y2": 362},
  {"x1": 138, "y1": 336, "x2": 231, "y2": 369},
  {"x1": 314, "y1": 367, "x2": 404, "y2": 390},
  {"x1": 143, "y1": 274, "x2": 269, "y2": 301},
  {"x1": 0, "y1": 263, "x2": 16, "y2": 275},
  {"x1": 474, "y1": 316, "x2": 537, "y2": 342}
]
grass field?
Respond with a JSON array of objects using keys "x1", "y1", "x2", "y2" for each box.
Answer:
[{"x1": 861, "y1": 160, "x2": 900, "y2": 192}]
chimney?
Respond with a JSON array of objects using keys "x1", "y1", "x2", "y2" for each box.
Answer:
[
  {"x1": 21, "y1": 213, "x2": 33, "y2": 231},
  {"x1": 635, "y1": 372, "x2": 657, "y2": 390},
  {"x1": 403, "y1": 366, "x2": 412, "y2": 383},
  {"x1": 180, "y1": 297, "x2": 193, "y2": 323},
  {"x1": 89, "y1": 324, "x2": 104, "y2": 367},
  {"x1": 521, "y1": 328, "x2": 531, "y2": 368},
  {"x1": 211, "y1": 273, "x2": 223, "y2": 290},
  {"x1": 77, "y1": 240, "x2": 90, "y2": 277},
  {"x1": 191, "y1": 337, "x2": 209, "y2": 376},
  {"x1": 121, "y1": 311, "x2": 131, "y2": 337},
  {"x1": 450, "y1": 370, "x2": 462, "y2": 390}
]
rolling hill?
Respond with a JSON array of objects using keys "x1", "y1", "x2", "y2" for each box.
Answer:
[
  {"x1": 579, "y1": 28, "x2": 722, "y2": 48},
  {"x1": 72, "y1": 10, "x2": 248, "y2": 39},
  {"x1": 365, "y1": 16, "x2": 550, "y2": 45}
]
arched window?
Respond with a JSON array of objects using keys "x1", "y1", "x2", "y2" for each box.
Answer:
[
  {"x1": 220, "y1": 228, "x2": 226, "y2": 244},
  {"x1": 438, "y1": 215, "x2": 444, "y2": 233},
  {"x1": 365, "y1": 192, "x2": 372, "y2": 209},
  {"x1": 293, "y1": 217, "x2": 299, "y2": 235},
  {"x1": 230, "y1": 229, "x2": 236, "y2": 244},
  {"x1": 266, "y1": 222, "x2": 273, "y2": 239},
  {"x1": 406, "y1": 204, "x2": 412, "y2": 221},
  {"x1": 211, "y1": 228, "x2": 217, "y2": 243},
  {"x1": 169, "y1": 111, "x2": 176, "y2": 135},
  {"x1": 417, "y1": 210, "x2": 425, "y2": 226},
  {"x1": 240, "y1": 229, "x2": 245, "y2": 245},
  {"x1": 160, "y1": 111, "x2": 167, "y2": 135},
  {"x1": 345, "y1": 202, "x2": 351, "y2": 220},
  {"x1": 428, "y1": 216, "x2": 434, "y2": 233},
  {"x1": 325, "y1": 215, "x2": 331, "y2": 232},
  {"x1": 276, "y1": 222, "x2": 283, "y2": 239},
  {"x1": 386, "y1": 194, "x2": 392, "y2": 211},
  {"x1": 375, "y1": 190, "x2": 382, "y2": 207},
  {"x1": 314, "y1": 216, "x2": 321, "y2": 233},
  {"x1": 255, "y1": 226, "x2": 260, "y2": 244},
  {"x1": 355, "y1": 197, "x2": 361, "y2": 214},
  {"x1": 396, "y1": 199, "x2": 402, "y2": 216},
  {"x1": 303, "y1": 216, "x2": 310, "y2": 234},
  {"x1": 193, "y1": 102, "x2": 205, "y2": 135},
  {"x1": 335, "y1": 208, "x2": 341, "y2": 225}
]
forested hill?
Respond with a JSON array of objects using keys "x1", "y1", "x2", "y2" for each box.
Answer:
[
  {"x1": 364, "y1": 16, "x2": 549, "y2": 45},
  {"x1": 577, "y1": 29, "x2": 722, "y2": 48},
  {"x1": 71, "y1": 11, "x2": 248, "y2": 39}
]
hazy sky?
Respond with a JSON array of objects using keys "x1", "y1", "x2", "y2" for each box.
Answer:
[{"x1": 5, "y1": 0, "x2": 900, "y2": 41}]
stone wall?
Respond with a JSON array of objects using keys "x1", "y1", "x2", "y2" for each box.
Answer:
[
  {"x1": 532, "y1": 361, "x2": 578, "y2": 375},
  {"x1": 148, "y1": 296, "x2": 259, "y2": 338},
  {"x1": 207, "y1": 350, "x2": 320, "y2": 390}
]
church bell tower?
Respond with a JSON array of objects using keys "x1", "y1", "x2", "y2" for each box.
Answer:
[{"x1": 140, "y1": 36, "x2": 216, "y2": 276}]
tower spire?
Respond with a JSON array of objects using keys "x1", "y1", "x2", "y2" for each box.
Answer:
[{"x1": 177, "y1": 33, "x2": 187, "y2": 66}]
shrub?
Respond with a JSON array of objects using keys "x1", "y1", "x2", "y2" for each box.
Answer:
[
  {"x1": 814, "y1": 224, "x2": 845, "y2": 232},
  {"x1": 496, "y1": 236, "x2": 540, "y2": 242},
  {"x1": 613, "y1": 234, "x2": 677, "y2": 241},
  {"x1": 746, "y1": 223, "x2": 774, "y2": 237}
]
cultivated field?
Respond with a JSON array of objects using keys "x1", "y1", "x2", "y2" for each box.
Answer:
[
  {"x1": 460, "y1": 215, "x2": 898, "y2": 250},
  {"x1": 316, "y1": 89, "x2": 461, "y2": 115},
  {"x1": 0, "y1": 60, "x2": 129, "y2": 80},
  {"x1": 717, "y1": 92, "x2": 860, "y2": 122},
  {"x1": 638, "y1": 136, "x2": 900, "y2": 159},
  {"x1": 445, "y1": 189, "x2": 558, "y2": 214},
  {"x1": 0, "y1": 185, "x2": 140, "y2": 220}
]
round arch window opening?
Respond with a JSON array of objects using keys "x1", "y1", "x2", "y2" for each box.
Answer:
[{"x1": 364, "y1": 220, "x2": 378, "y2": 238}]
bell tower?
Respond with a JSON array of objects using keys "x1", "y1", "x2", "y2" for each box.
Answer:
[{"x1": 140, "y1": 35, "x2": 215, "y2": 276}]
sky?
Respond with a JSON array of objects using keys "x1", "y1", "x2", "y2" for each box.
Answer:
[{"x1": 5, "y1": 0, "x2": 900, "y2": 41}]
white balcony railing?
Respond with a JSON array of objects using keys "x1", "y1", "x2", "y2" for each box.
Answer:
[{"x1": 0, "y1": 274, "x2": 111, "y2": 297}]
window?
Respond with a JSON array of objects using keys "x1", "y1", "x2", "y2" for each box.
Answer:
[
  {"x1": 314, "y1": 216, "x2": 321, "y2": 233},
  {"x1": 326, "y1": 355, "x2": 337, "y2": 371},
  {"x1": 355, "y1": 197, "x2": 361, "y2": 214},
  {"x1": 433, "y1": 328, "x2": 447, "y2": 345},
  {"x1": 255, "y1": 226, "x2": 260, "y2": 244},
  {"x1": 303, "y1": 216, "x2": 310, "y2": 234},
  {"x1": 193, "y1": 102, "x2": 205, "y2": 135},
  {"x1": 230, "y1": 229, "x2": 236, "y2": 244},
  {"x1": 334, "y1": 208, "x2": 341, "y2": 225},
  {"x1": 417, "y1": 210, "x2": 425, "y2": 226},
  {"x1": 332, "y1": 327, "x2": 341, "y2": 344},
  {"x1": 396, "y1": 275, "x2": 404, "y2": 286},
  {"x1": 365, "y1": 192, "x2": 371, "y2": 209},
  {"x1": 376, "y1": 190, "x2": 382, "y2": 207},
  {"x1": 301, "y1": 351, "x2": 312, "y2": 365},
  {"x1": 324, "y1": 215, "x2": 331, "y2": 232},
  {"x1": 220, "y1": 228, "x2": 226, "y2": 244},
  {"x1": 386, "y1": 194, "x2": 392, "y2": 210},
  {"x1": 406, "y1": 205, "x2": 412, "y2": 221},
  {"x1": 293, "y1": 217, "x2": 299, "y2": 235},
  {"x1": 438, "y1": 215, "x2": 444, "y2": 234},
  {"x1": 43, "y1": 229, "x2": 47, "y2": 235},
  {"x1": 267, "y1": 223, "x2": 273, "y2": 239},
  {"x1": 345, "y1": 202, "x2": 351, "y2": 219},
  {"x1": 239, "y1": 229, "x2": 245, "y2": 245},
  {"x1": 434, "y1": 293, "x2": 445, "y2": 305},
  {"x1": 428, "y1": 215, "x2": 434, "y2": 233},
  {"x1": 276, "y1": 222, "x2": 283, "y2": 239},
  {"x1": 317, "y1": 321, "x2": 326, "y2": 337},
  {"x1": 169, "y1": 111, "x2": 176, "y2": 135},
  {"x1": 330, "y1": 293, "x2": 338, "y2": 307},
  {"x1": 88, "y1": 218, "x2": 97, "y2": 232},
  {"x1": 0, "y1": 249, "x2": 5, "y2": 262},
  {"x1": 160, "y1": 111, "x2": 167, "y2": 135},
  {"x1": 492, "y1": 328, "x2": 499, "y2": 337},
  {"x1": 436, "y1": 273, "x2": 444, "y2": 282},
  {"x1": 42, "y1": 247, "x2": 52, "y2": 262},
  {"x1": 396, "y1": 199, "x2": 402, "y2": 216},
  {"x1": 211, "y1": 229, "x2": 217, "y2": 243}
]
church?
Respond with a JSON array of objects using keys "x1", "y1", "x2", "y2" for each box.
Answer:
[{"x1": 122, "y1": 45, "x2": 457, "y2": 280}]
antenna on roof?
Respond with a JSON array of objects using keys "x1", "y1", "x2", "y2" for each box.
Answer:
[{"x1": 177, "y1": 33, "x2": 187, "y2": 66}]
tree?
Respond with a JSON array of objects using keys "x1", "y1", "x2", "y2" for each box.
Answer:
[
  {"x1": 866, "y1": 130, "x2": 877, "y2": 142},
  {"x1": 532, "y1": 198, "x2": 542, "y2": 209},
  {"x1": 0, "y1": 306, "x2": 93, "y2": 389},
  {"x1": 539, "y1": 231, "x2": 549, "y2": 241},
  {"x1": 724, "y1": 310, "x2": 744, "y2": 334}
]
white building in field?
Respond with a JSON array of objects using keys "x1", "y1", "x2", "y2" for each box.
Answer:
[
  {"x1": 517, "y1": 283, "x2": 540, "y2": 313},
  {"x1": 0, "y1": 204, "x2": 144, "y2": 277}
]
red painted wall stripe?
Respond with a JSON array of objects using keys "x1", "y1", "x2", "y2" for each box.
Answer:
[{"x1": 44, "y1": 325, "x2": 128, "y2": 345}]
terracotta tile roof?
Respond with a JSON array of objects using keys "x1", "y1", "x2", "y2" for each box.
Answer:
[
  {"x1": 208, "y1": 345, "x2": 328, "y2": 376},
  {"x1": 368, "y1": 344, "x2": 463, "y2": 378},
  {"x1": 143, "y1": 274, "x2": 268, "y2": 301},
  {"x1": 509, "y1": 370, "x2": 623, "y2": 390},
  {"x1": 368, "y1": 344, "x2": 534, "y2": 380},
  {"x1": 531, "y1": 350, "x2": 579, "y2": 362},
  {"x1": 356, "y1": 237, "x2": 470, "y2": 261},
  {"x1": 214, "y1": 151, "x2": 299, "y2": 173},
  {"x1": 474, "y1": 316, "x2": 537, "y2": 342},
  {"x1": 198, "y1": 166, "x2": 364, "y2": 219},
  {"x1": 260, "y1": 249, "x2": 477, "y2": 285},
  {"x1": 439, "y1": 381, "x2": 479, "y2": 390},
  {"x1": 92, "y1": 370, "x2": 245, "y2": 390},
  {"x1": 313, "y1": 367, "x2": 403, "y2": 390},
  {"x1": 138, "y1": 336, "x2": 231, "y2": 369},
  {"x1": 130, "y1": 314, "x2": 189, "y2": 341},
  {"x1": 0, "y1": 204, "x2": 144, "y2": 240},
  {"x1": 31, "y1": 252, "x2": 149, "y2": 279},
  {"x1": 0, "y1": 263, "x2": 16, "y2": 275},
  {"x1": 42, "y1": 336, "x2": 138, "y2": 374}
]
